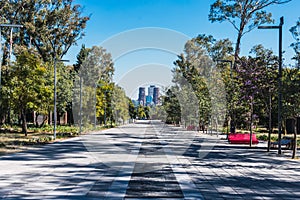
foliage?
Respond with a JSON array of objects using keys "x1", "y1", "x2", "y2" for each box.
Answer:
[
  {"x1": 209, "y1": 0, "x2": 291, "y2": 65},
  {"x1": 73, "y1": 45, "x2": 91, "y2": 73},
  {"x1": 282, "y1": 68, "x2": 300, "y2": 119},
  {"x1": 0, "y1": 0, "x2": 90, "y2": 62},
  {"x1": 235, "y1": 45, "x2": 277, "y2": 130},
  {"x1": 137, "y1": 105, "x2": 146, "y2": 120},
  {"x1": 172, "y1": 35, "x2": 231, "y2": 127},
  {"x1": 73, "y1": 45, "x2": 115, "y2": 127},
  {"x1": 290, "y1": 18, "x2": 300, "y2": 66},
  {"x1": 56, "y1": 62, "x2": 74, "y2": 116},
  {"x1": 10, "y1": 50, "x2": 52, "y2": 135},
  {"x1": 128, "y1": 99, "x2": 137, "y2": 119},
  {"x1": 162, "y1": 87, "x2": 181, "y2": 125},
  {"x1": 112, "y1": 85, "x2": 130, "y2": 124}
]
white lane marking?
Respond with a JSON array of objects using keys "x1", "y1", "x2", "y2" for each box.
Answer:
[{"x1": 164, "y1": 147, "x2": 204, "y2": 200}]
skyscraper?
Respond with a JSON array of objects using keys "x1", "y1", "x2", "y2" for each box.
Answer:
[
  {"x1": 148, "y1": 85, "x2": 155, "y2": 98},
  {"x1": 138, "y1": 87, "x2": 146, "y2": 106},
  {"x1": 153, "y1": 87, "x2": 159, "y2": 105}
]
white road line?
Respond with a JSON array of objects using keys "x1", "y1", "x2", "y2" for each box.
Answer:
[
  {"x1": 164, "y1": 147, "x2": 204, "y2": 200},
  {"x1": 104, "y1": 127, "x2": 145, "y2": 198}
]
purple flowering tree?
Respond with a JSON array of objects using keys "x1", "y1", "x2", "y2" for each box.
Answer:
[{"x1": 236, "y1": 45, "x2": 277, "y2": 147}]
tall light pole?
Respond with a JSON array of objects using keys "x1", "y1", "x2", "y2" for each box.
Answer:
[
  {"x1": 258, "y1": 16, "x2": 284, "y2": 155},
  {"x1": 53, "y1": 58, "x2": 69, "y2": 140},
  {"x1": 0, "y1": 24, "x2": 23, "y2": 90},
  {"x1": 79, "y1": 71, "x2": 83, "y2": 134}
]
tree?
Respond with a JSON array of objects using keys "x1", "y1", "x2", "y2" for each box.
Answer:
[
  {"x1": 128, "y1": 99, "x2": 137, "y2": 120},
  {"x1": 249, "y1": 45, "x2": 277, "y2": 150},
  {"x1": 173, "y1": 35, "x2": 230, "y2": 129},
  {"x1": 236, "y1": 45, "x2": 277, "y2": 147},
  {"x1": 193, "y1": 34, "x2": 233, "y2": 61},
  {"x1": 290, "y1": 18, "x2": 300, "y2": 67},
  {"x1": 112, "y1": 85, "x2": 129, "y2": 125},
  {"x1": 73, "y1": 46, "x2": 115, "y2": 127},
  {"x1": 281, "y1": 67, "x2": 300, "y2": 159},
  {"x1": 137, "y1": 105, "x2": 146, "y2": 120},
  {"x1": 209, "y1": 0, "x2": 291, "y2": 67},
  {"x1": 0, "y1": 0, "x2": 89, "y2": 63},
  {"x1": 236, "y1": 56, "x2": 262, "y2": 146},
  {"x1": 74, "y1": 45, "x2": 91, "y2": 73},
  {"x1": 56, "y1": 63, "x2": 73, "y2": 124},
  {"x1": 0, "y1": 0, "x2": 89, "y2": 128},
  {"x1": 10, "y1": 50, "x2": 52, "y2": 135},
  {"x1": 162, "y1": 88, "x2": 181, "y2": 125}
]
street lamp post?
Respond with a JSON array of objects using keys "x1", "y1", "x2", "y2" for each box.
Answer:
[
  {"x1": 53, "y1": 58, "x2": 69, "y2": 140},
  {"x1": 79, "y1": 72, "x2": 83, "y2": 134},
  {"x1": 0, "y1": 24, "x2": 23, "y2": 90},
  {"x1": 216, "y1": 59, "x2": 235, "y2": 134},
  {"x1": 258, "y1": 16, "x2": 284, "y2": 155}
]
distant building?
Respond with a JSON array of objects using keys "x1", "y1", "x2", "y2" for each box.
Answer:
[
  {"x1": 153, "y1": 87, "x2": 159, "y2": 105},
  {"x1": 148, "y1": 85, "x2": 155, "y2": 98},
  {"x1": 146, "y1": 95, "x2": 153, "y2": 106},
  {"x1": 138, "y1": 87, "x2": 146, "y2": 106}
]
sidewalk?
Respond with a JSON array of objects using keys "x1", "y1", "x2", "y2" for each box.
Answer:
[{"x1": 185, "y1": 133, "x2": 300, "y2": 199}]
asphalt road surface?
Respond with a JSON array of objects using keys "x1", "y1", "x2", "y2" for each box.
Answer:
[{"x1": 1, "y1": 120, "x2": 300, "y2": 199}]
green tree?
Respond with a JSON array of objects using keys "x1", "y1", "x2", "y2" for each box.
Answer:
[
  {"x1": 162, "y1": 88, "x2": 181, "y2": 125},
  {"x1": 290, "y1": 18, "x2": 300, "y2": 67},
  {"x1": 173, "y1": 36, "x2": 230, "y2": 129},
  {"x1": 282, "y1": 67, "x2": 300, "y2": 158},
  {"x1": 112, "y1": 85, "x2": 129, "y2": 125},
  {"x1": 73, "y1": 46, "x2": 115, "y2": 127},
  {"x1": 209, "y1": 0, "x2": 291, "y2": 67},
  {"x1": 0, "y1": 0, "x2": 89, "y2": 63},
  {"x1": 74, "y1": 45, "x2": 91, "y2": 73},
  {"x1": 10, "y1": 50, "x2": 52, "y2": 135},
  {"x1": 137, "y1": 105, "x2": 146, "y2": 120},
  {"x1": 128, "y1": 99, "x2": 137, "y2": 120},
  {"x1": 56, "y1": 63, "x2": 73, "y2": 124},
  {"x1": 250, "y1": 45, "x2": 277, "y2": 150}
]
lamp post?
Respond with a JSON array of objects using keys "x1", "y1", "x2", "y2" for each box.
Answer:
[
  {"x1": 53, "y1": 58, "x2": 69, "y2": 140},
  {"x1": 216, "y1": 59, "x2": 235, "y2": 134},
  {"x1": 79, "y1": 71, "x2": 83, "y2": 135},
  {"x1": 258, "y1": 16, "x2": 284, "y2": 155},
  {"x1": 0, "y1": 24, "x2": 23, "y2": 90}
]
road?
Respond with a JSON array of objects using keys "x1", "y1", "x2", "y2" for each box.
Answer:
[{"x1": 1, "y1": 120, "x2": 300, "y2": 199}]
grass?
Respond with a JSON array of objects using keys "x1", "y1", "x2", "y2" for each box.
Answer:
[
  {"x1": 0, "y1": 124, "x2": 80, "y2": 155},
  {"x1": 0, "y1": 123, "x2": 116, "y2": 156}
]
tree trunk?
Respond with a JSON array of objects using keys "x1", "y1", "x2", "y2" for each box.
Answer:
[
  {"x1": 233, "y1": 29, "x2": 243, "y2": 69},
  {"x1": 57, "y1": 112, "x2": 60, "y2": 125},
  {"x1": 40, "y1": 115, "x2": 48, "y2": 127},
  {"x1": 35, "y1": 113, "x2": 39, "y2": 127},
  {"x1": 292, "y1": 118, "x2": 297, "y2": 159},
  {"x1": 21, "y1": 109, "x2": 28, "y2": 136}
]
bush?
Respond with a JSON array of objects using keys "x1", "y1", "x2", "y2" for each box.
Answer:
[
  {"x1": 257, "y1": 134, "x2": 268, "y2": 141},
  {"x1": 257, "y1": 134, "x2": 278, "y2": 141}
]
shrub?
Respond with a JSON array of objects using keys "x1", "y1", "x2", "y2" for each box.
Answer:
[{"x1": 257, "y1": 134, "x2": 268, "y2": 141}]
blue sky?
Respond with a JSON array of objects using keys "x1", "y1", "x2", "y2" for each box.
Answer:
[{"x1": 66, "y1": 0, "x2": 300, "y2": 98}]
